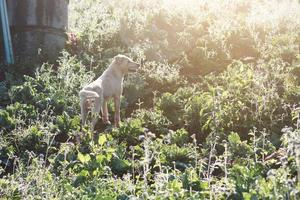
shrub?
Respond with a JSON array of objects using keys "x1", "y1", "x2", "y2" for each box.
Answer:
[
  {"x1": 10, "y1": 52, "x2": 94, "y2": 116},
  {"x1": 0, "y1": 110, "x2": 16, "y2": 132},
  {"x1": 123, "y1": 74, "x2": 147, "y2": 107},
  {"x1": 142, "y1": 61, "x2": 184, "y2": 94},
  {"x1": 111, "y1": 118, "x2": 144, "y2": 146},
  {"x1": 168, "y1": 128, "x2": 190, "y2": 147},
  {"x1": 55, "y1": 112, "x2": 81, "y2": 135},
  {"x1": 157, "y1": 92, "x2": 185, "y2": 127},
  {"x1": 133, "y1": 108, "x2": 171, "y2": 136},
  {"x1": 227, "y1": 132, "x2": 253, "y2": 159},
  {"x1": 160, "y1": 144, "x2": 193, "y2": 170},
  {"x1": 13, "y1": 125, "x2": 53, "y2": 157},
  {"x1": 6, "y1": 103, "x2": 38, "y2": 125}
]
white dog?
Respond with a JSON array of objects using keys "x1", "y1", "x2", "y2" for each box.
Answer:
[{"x1": 79, "y1": 54, "x2": 140, "y2": 129}]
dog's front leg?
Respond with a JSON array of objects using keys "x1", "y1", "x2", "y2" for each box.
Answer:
[
  {"x1": 114, "y1": 96, "x2": 121, "y2": 127},
  {"x1": 102, "y1": 98, "x2": 111, "y2": 125}
]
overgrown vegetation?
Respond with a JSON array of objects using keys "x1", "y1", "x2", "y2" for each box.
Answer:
[{"x1": 1, "y1": 0, "x2": 300, "y2": 199}]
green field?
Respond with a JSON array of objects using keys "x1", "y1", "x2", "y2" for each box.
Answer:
[{"x1": 1, "y1": 0, "x2": 300, "y2": 199}]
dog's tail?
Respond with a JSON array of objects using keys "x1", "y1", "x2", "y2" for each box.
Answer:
[{"x1": 79, "y1": 90, "x2": 100, "y2": 99}]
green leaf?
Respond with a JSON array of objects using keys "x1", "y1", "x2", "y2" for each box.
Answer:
[
  {"x1": 111, "y1": 157, "x2": 131, "y2": 174},
  {"x1": 228, "y1": 132, "x2": 241, "y2": 144},
  {"x1": 78, "y1": 152, "x2": 91, "y2": 164},
  {"x1": 96, "y1": 154, "x2": 105, "y2": 163},
  {"x1": 79, "y1": 169, "x2": 89, "y2": 177},
  {"x1": 98, "y1": 135, "x2": 107, "y2": 146},
  {"x1": 242, "y1": 192, "x2": 251, "y2": 200},
  {"x1": 200, "y1": 181, "x2": 209, "y2": 190},
  {"x1": 64, "y1": 183, "x2": 73, "y2": 192}
]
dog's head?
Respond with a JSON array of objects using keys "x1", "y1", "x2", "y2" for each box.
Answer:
[{"x1": 113, "y1": 54, "x2": 140, "y2": 74}]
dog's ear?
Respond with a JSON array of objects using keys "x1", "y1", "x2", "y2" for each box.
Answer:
[{"x1": 114, "y1": 55, "x2": 123, "y2": 64}]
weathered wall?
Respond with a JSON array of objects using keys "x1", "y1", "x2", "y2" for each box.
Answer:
[
  {"x1": 8, "y1": 0, "x2": 68, "y2": 29},
  {"x1": 6, "y1": 0, "x2": 68, "y2": 74}
]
